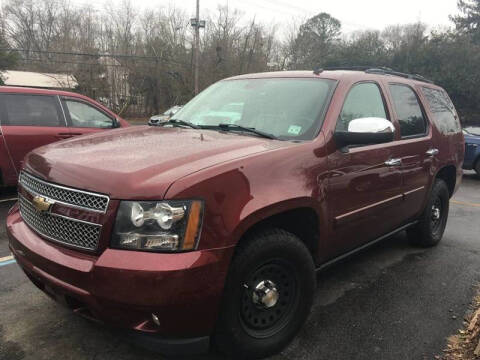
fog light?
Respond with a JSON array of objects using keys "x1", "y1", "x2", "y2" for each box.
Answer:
[{"x1": 152, "y1": 313, "x2": 160, "y2": 326}]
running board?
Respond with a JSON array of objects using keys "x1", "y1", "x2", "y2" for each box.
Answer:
[{"x1": 315, "y1": 221, "x2": 418, "y2": 272}]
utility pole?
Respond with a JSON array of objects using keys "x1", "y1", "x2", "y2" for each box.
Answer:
[{"x1": 191, "y1": 0, "x2": 205, "y2": 95}]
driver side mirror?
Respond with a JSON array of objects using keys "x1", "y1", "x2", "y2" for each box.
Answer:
[{"x1": 334, "y1": 117, "x2": 395, "y2": 149}]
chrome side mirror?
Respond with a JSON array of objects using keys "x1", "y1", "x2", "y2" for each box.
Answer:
[
  {"x1": 335, "y1": 117, "x2": 395, "y2": 148},
  {"x1": 348, "y1": 117, "x2": 395, "y2": 134}
]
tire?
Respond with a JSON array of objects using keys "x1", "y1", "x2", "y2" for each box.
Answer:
[
  {"x1": 407, "y1": 179, "x2": 450, "y2": 247},
  {"x1": 214, "y1": 228, "x2": 315, "y2": 359}
]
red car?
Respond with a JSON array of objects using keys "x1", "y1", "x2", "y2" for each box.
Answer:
[
  {"x1": 0, "y1": 86, "x2": 129, "y2": 187},
  {"x1": 7, "y1": 68, "x2": 464, "y2": 359}
]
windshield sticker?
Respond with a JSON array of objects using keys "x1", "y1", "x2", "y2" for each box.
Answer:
[{"x1": 287, "y1": 125, "x2": 302, "y2": 135}]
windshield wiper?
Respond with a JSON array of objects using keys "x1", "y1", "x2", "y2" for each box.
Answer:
[
  {"x1": 158, "y1": 119, "x2": 200, "y2": 129},
  {"x1": 215, "y1": 123, "x2": 277, "y2": 140}
]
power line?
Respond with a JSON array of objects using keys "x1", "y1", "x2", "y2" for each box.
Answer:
[
  {"x1": 17, "y1": 58, "x2": 122, "y2": 67},
  {"x1": 17, "y1": 58, "x2": 188, "y2": 78},
  {"x1": 0, "y1": 48, "x2": 191, "y2": 66}
]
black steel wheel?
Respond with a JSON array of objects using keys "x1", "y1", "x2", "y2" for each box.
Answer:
[
  {"x1": 214, "y1": 228, "x2": 315, "y2": 359},
  {"x1": 239, "y1": 260, "x2": 298, "y2": 338},
  {"x1": 408, "y1": 179, "x2": 449, "y2": 247},
  {"x1": 430, "y1": 196, "x2": 444, "y2": 237}
]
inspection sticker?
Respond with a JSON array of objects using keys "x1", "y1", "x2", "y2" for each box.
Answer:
[{"x1": 287, "y1": 125, "x2": 302, "y2": 135}]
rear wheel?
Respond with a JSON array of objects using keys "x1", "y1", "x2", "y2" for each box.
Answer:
[
  {"x1": 475, "y1": 160, "x2": 480, "y2": 176},
  {"x1": 407, "y1": 179, "x2": 450, "y2": 247},
  {"x1": 214, "y1": 229, "x2": 315, "y2": 359}
]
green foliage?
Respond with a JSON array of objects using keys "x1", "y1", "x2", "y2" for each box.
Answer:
[
  {"x1": 451, "y1": 0, "x2": 480, "y2": 43},
  {"x1": 325, "y1": 30, "x2": 390, "y2": 68},
  {"x1": 293, "y1": 13, "x2": 342, "y2": 68},
  {"x1": 421, "y1": 32, "x2": 480, "y2": 124},
  {"x1": 292, "y1": 7, "x2": 480, "y2": 125}
]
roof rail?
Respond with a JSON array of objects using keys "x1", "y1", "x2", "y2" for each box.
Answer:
[{"x1": 316, "y1": 66, "x2": 434, "y2": 84}]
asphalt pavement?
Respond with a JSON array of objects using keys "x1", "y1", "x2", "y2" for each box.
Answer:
[{"x1": 1, "y1": 173, "x2": 480, "y2": 360}]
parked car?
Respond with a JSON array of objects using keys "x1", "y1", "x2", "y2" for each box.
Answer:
[
  {"x1": 7, "y1": 68, "x2": 464, "y2": 359},
  {"x1": 463, "y1": 126, "x2": 480, "y2": 175},
  {"x1": 0, "y1": 86, "x2": 129, "y2": 187},
  {"x1": 191, "y1": 102, "x2": 244, "y2": 125},
  {"x1": 148, "y1": 105, "x2": 182, "y2": 126}
]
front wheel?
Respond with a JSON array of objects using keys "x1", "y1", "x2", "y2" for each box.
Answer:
[
  {"x1": 475, "y1": 160, "x2": 480, "y2": 177},
  {"x1": 214, "y1": 229, "x2": 315, "y2": 359},
  {"x1": 407, "y1": 179, "x2": 450, "y2": 247}
]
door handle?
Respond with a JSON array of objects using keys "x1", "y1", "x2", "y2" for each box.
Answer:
[
  {"x1": 426, "y1": 148, "x2": 439, "y2": 157},
  {"x1": 385, "y1": 158, "x2": 402, "y2": 166}
]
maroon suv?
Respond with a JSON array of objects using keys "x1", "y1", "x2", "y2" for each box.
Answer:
[
  {"x1": 7, "y1": 69, "x2": 464, "y2": 359},
  {"x1": 0, "y1": 86, "x2": 129, "y2": 187}
]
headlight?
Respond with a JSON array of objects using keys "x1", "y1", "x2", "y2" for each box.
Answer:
[{"x1": 111, "y1": 200, "x2": 203, "y2": 252}]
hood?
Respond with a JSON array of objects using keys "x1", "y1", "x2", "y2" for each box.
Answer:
[{"x1": 25, "y1": 126, "x2": 288, "y2": 199}]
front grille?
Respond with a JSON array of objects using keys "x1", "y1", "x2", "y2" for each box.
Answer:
[
  {"x1": 19, "y1": 171, "x2": 109, "y2": 213},
  {"x1": 19, "y1": 195, "x2": 101, "y2": 251}
]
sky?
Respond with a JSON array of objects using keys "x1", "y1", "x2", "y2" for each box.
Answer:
[{"x1": 72, "y1": 0, "x2": 460, "y2": 33}]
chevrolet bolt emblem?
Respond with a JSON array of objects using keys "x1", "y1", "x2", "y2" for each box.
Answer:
[{"x1": 32, "y1": 196, "x2": 55, "y2": 213}]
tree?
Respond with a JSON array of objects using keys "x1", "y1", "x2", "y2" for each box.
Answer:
[
  {"x1": 383, "y1": 22, "x2": 428, "y2": 73},
  {"x1": 421, "y1": 31, "x2": 480, "y2": 124},
  {"x1": 1, "y1": 0, "x2": 478, "y2": 125},
  {"x1": 451, "y1": 0, "x2": 480, "y2": 42},
  {"x1": 325, "y1": 30, "x2": 389, "y2": 67},
  {"x1": 292, "y1": 12, "x2": 341, "y2": 69}
]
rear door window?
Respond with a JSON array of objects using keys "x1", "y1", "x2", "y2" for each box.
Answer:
[
  {"x1": 421, "y1": 87, "x2": 461, "y2": 134},
  {"x1": 388, "y1": 84, "x2": 427, "y2": 138},
  {"x1": 0, "y1": 94, "x2": 65, "y2": 127},
  {"x1": 337, "y1": 82, "x2": 389, "y2": 131}
]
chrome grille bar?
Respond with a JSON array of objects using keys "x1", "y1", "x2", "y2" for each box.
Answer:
[
  {"x1": 19, "y1": 171, "x2": 109, "y2": 213},
  {"x1": 19, "y1": 194, "x2": 101, "y2": 251}
]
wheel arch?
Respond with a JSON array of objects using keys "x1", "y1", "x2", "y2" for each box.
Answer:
[
  {"x1": 434, "y1": 164, "x2": 457, "y2": 198},
  {"x1": 232, "y1": 199, "x2": 322, "y2": 264}
]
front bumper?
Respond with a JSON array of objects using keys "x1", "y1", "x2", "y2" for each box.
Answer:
[{"x1": 7, "y1": 205, "x2": 234, "y2": 349}]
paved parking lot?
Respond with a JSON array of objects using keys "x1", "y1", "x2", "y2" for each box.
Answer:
[{"x1": 1, "y1": 173, "x2": 480, "y2": 360}]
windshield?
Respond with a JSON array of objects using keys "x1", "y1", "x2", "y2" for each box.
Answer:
[
  {"x1": 464, "y1": 126, "x2": 480, "y2": 136},
  {"x1": 171, "y1": 78, "x2": 336, "y2": 140}
]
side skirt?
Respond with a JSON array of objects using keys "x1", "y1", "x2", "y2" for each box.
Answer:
[{"x1": 315, "y1": 221, "x2": 418, "y2": 273}]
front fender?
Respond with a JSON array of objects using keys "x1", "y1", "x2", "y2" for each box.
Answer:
[{"x1": 164, "y1": 140, "x2": 328, "y2": 251}]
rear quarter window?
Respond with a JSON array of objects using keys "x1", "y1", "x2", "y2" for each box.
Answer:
[{"x1": 421, "y1": 87, "x2": 461, "y2": 134}]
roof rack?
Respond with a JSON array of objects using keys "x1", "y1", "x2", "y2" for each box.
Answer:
[{"x1": 314, "y1": 66, "x2": 434, "y2": 84}]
